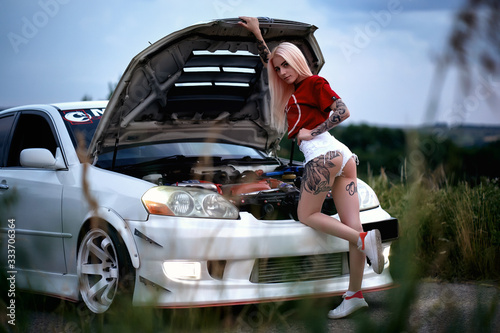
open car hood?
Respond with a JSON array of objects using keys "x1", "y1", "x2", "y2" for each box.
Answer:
[{"x1": 89, "y1": 17, "x2": 324, "y2": 158}]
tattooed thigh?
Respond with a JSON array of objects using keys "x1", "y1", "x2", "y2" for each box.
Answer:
[
  {"x1": 300, "y1": 151, "x2": 342, "y2": 197},
  {"x1": 345, "y1": 181, "x2": 357, "y2": 196}
]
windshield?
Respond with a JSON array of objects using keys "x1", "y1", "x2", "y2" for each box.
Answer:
[
  {"x1": 96, "y1": 142, "x2": 272, "y2": 169},
  {"x1": 57, "y1": 107, "x2": 277, "y2": 170},
  {"x1": 59, "y1": 108, "x2": 104, "y2": 149}
]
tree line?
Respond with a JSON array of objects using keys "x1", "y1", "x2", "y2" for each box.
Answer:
[{"x1": 278, "y1": 124, "x2": 500, "y2": 185}]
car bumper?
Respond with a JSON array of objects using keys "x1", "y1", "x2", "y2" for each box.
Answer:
[{"x1": 129, "y1": 206, "x2": 398, "y2": 307}]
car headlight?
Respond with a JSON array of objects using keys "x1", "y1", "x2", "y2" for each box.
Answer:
[
  {"x1": 142, "y1": 186, "x2": 239, "y2": 219},
  {"x1": 357, "y1": 179, "x2": 380, "y2": 211}
]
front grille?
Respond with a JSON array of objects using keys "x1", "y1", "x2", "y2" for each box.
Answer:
[{"x1": 250, "y1": 253, "x2": 344, "y2": 283}]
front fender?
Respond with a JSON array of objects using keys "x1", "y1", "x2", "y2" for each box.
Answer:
[{"x1": 83, "y1": 207, "x2": 140, "y2": 269}]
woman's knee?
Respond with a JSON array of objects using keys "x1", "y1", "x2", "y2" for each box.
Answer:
[
  {"x1": 297, "y1": 210, "x2": 325, "y2": 228},
  {"x1": 297, "y1": 202, "x2": 324, "y2": 224},
  {"x1": 297, "y1": 206, "x2": 313, "y2": 223}
]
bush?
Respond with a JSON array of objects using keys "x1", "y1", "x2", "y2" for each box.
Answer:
[{"x1": 371, "y1": 174, "x2": 500, "y2": 282}]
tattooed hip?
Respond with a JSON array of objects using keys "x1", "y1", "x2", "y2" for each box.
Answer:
[{"x1": 299, "y1": 132, "x2": 359, "y2": 177}]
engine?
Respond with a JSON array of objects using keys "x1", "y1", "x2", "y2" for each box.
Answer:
[{"x1": 142, "y1": 166, "x2": 336, "y2": 220}]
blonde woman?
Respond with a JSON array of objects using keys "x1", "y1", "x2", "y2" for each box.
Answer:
[{"x1": 239, "y1": 16, "x2": 385, "y2": 319}]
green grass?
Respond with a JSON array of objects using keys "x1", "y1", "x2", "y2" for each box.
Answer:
[
  {"x1": 369, "y1": 170, "x2": 500, "y2": 282},
  {"x1": 350, "y1": 168, "x2": 500, "y2": 333}
]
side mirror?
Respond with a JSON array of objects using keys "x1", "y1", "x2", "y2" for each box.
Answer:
[{"x1": 20, "y1": 147, "x2": 66, "y2": 170}]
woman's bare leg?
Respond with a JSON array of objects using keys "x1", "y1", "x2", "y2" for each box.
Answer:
[
  {"x1": 297, "y1": 153, "x2": 360, "y2": 244},
  {"x1": 331, "y1": 157, "x2": 365, "y2": 292}
]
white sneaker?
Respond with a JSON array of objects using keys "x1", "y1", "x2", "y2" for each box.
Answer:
[
  {"x1": 328, "y1": 291, "x2": 368, "y2": 319},
  {"x1": 358, "y1": 229, "x2": 384, "y2": 274}
]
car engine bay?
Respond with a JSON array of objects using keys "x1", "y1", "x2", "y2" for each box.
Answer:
[{"x1": 126, "y1": 158, "x2": 337, "y2": 221}]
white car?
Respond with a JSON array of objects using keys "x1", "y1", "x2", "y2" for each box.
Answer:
[{"x1": 0, "y1": 18, "x2": 398, "y2": 314}]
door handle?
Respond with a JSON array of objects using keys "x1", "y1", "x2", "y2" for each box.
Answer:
[{"x1": 0, "y1": 181, "x2": 9, "y2": 190}]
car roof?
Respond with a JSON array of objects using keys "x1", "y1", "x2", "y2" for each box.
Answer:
[
  {"x1": 51, "y1": 101, "x2": 108, "y2": 110},
  {"x1": 0, "y1": 101, "x2": 108, "y2": 114}
]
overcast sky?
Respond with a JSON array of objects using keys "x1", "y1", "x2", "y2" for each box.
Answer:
[{"x1": 1, "y1": 0, "x2": 499, "y2": 127}]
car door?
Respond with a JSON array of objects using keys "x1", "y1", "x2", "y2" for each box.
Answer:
[{"x1": 0, "y1": 110, "x2": 66, "y2": 273}]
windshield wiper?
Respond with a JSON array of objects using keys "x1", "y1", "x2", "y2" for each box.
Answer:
[{"x1": 221, "y1": 156, "x2": 277, "y2": 164}]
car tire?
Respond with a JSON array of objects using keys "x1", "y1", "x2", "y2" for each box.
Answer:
[{"x1": 77, "y1": 225, "x2": 134, "y2": 314}]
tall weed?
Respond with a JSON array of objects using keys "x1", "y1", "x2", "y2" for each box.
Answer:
[{"x1": 369, "y1": 171, "x2": 500, "y2": 282}]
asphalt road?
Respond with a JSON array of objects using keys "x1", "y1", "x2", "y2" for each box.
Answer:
[{"x1": 3, "y1": 281, "x2": 499, "y2": 332}]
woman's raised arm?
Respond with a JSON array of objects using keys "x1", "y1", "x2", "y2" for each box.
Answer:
[{"x1": 238, "y1": 16, "x2": 271, "y2": 64}]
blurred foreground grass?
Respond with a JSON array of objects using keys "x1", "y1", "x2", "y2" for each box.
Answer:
[
  {"x1": 2, "y1": 143, "x2": 500, "y2": 332},
  {"x1": 353, "y1": 169, "x2": 500, "y2": 333},
  {"x1": 2, "y1": 172, "x2": 499, "y2": 333}
]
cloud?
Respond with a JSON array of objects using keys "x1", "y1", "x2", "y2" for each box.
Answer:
[
  {"x1": 310, "y1": 0, "x2": 465, "y2": 13},
  {"x1": 0, "y1": 0, "x2": 497, "y2": 126}
]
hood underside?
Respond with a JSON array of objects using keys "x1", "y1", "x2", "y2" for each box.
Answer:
[{"x1": 89, "y1": 17, "x2": 324, "y2": 158}]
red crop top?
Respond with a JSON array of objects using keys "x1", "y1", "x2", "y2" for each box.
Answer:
[{"x1": 285, "y1": 75, "x2": 341, "y2": 139}]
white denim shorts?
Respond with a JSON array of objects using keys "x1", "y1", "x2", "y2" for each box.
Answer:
[{"x1": 299, "y1": 132, "x2": 359, "y2": 177}]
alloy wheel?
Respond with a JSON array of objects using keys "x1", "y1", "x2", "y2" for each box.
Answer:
[{"x1": 77, "y1": 228, "x2": 119, "y2": 313}]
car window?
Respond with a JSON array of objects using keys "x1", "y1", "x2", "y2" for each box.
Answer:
[
  {"x1": 6, "y1": 113, "x2": 59, "y2": 167},
  {"x1": 0, "y1": 114, "x2": 16, "y2": 167},
  {"x1": 59, "y1": 108, "x2": 103, "y2": 149}
]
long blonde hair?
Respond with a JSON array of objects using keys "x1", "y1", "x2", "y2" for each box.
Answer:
[{"x1": 267, "y1": 42, "x2": 313, "y2": 134}]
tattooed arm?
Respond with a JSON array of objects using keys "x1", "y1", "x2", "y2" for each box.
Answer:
[
  {"x1": 297, "y1": 99, "x2": 350, "y2": 144},
  {"x1": 311, "y1": 99, "x2": 350, "y2": 136},
  {"x1": 238, "y1": 16, "x2": 270, "y2": 64}
]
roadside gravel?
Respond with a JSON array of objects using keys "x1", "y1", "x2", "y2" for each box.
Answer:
[{"x1": 4, "y1": 281, "x2": 499, "y2": 332}]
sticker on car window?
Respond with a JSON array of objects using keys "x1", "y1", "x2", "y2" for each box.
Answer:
[{"x1": 62, "y1": 109, "x2": 104, "y2": 124}]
